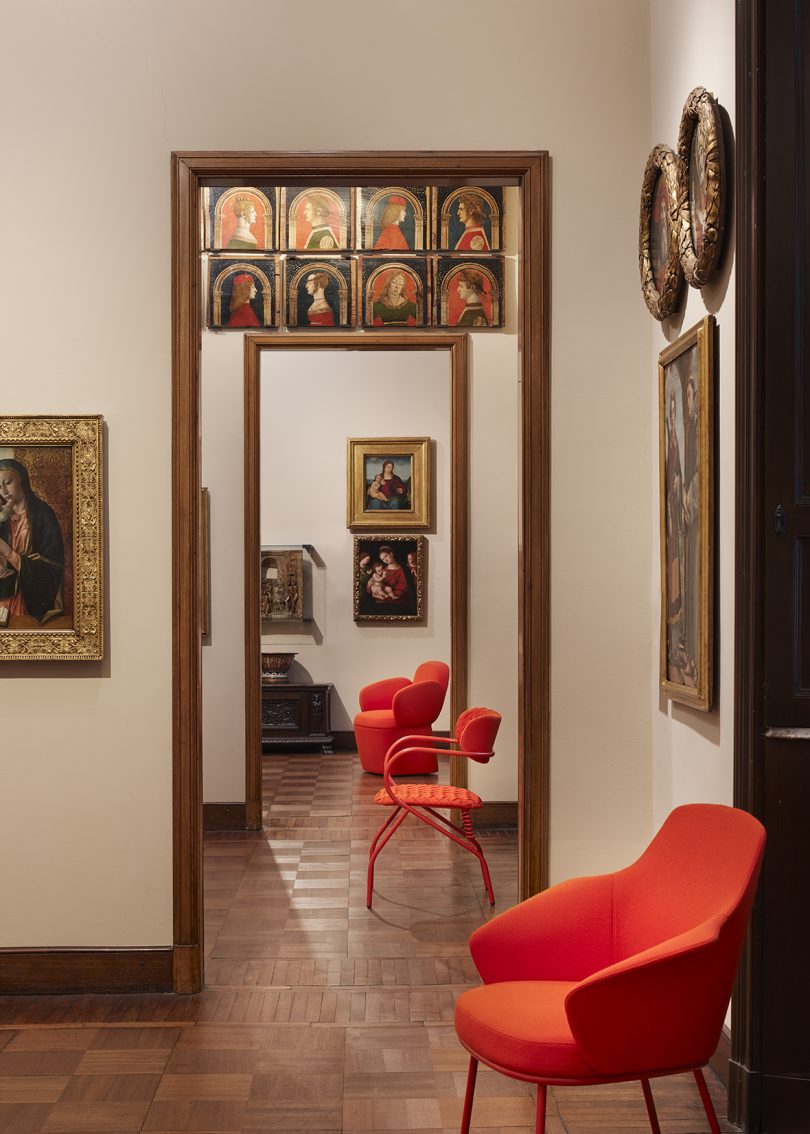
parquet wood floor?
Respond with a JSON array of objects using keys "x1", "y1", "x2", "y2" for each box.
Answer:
[{"x1": 0, "y1": 751, "x2": 735, "y2": 1132}]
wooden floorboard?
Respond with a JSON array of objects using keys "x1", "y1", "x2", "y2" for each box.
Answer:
[{"x1": 0, "y1": 750, "x2": 735, "y2": 1132}]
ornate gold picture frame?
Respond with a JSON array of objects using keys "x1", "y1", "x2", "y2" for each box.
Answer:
[
  {"x1": 353, "y1": 534, "x2": 425, "y2": 623},
  {"x1": 677, "y1": 86, "x2": 726, "y2": 288},
  {"x1": 639, "y1": 143, "x2": 686, "y2": 320},
  {"x1": 658, "y1": 316, "x2": 715, "y2": 710},
  {"x1": 347, "y1": 437, "x2": 430, "y2": 530},
  {"x1": 0, "y1": 414, "x2": 104, "y2": 661}
]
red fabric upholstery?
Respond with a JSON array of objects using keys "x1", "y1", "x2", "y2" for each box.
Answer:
[
  {"x1": 354, "y1": 661, "x2": 449, "y2": 774},
  {"x1": 374, "y1": 783, "x2": 483, "y2": 809},
  {"x1": 453, "y1": 804, "x2": 766, "y2": 1133}
]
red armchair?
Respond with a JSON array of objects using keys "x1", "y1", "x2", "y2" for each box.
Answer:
[
  {"x1": 453, "y1": 803, "x2": 766, "y2": 1134},
  {"x1": 353, "y1": 660, "x2": 449, "y2": 774}
]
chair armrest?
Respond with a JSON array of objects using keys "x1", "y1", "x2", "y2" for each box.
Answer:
[
  {"x1": 359, "y1": 676, "x2": 411, "y2": 711},
  {"x1": 468, "y1": 873, "x2": 616, "y2": 984},
  {"x1": 565, "y1": 917, "x2": 729, "y2": 1075},
  {"x1": 392, "y1": 680, "x2": 445, "y2": 727}
]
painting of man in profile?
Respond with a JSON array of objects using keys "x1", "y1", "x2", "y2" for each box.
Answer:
[
  {"x1": 284, "y1": 258, "x2": 354, "y2": 328},
  {"x1": 206, "y1": 186, "x2": 277, "y2": 251},
  {"x1": 435, "y1": 258, "x2": 503, "y2": 328},
  {"x1": 284, "y1": 187, "x2": 352, "y2": 251},
  {"x1": 359, "y1": 186, "x2": 427, "y2": 251},
  {"x1": 207, "y1": 259, "x2": 277, "y2": 329},
  {"x1": 436, "y1": 186, "x2": 503, "y2": 251}
]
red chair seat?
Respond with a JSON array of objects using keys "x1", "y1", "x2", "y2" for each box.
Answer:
[
  {"x1": 356, "y1": 709, "x2": 398, "y2": 728},
  {"x1": 455, "y1": 981, "x2": 593, "y2": 1080},
  {"x1": 374, "y1": 784, "x2": 483, "y2": 809}
]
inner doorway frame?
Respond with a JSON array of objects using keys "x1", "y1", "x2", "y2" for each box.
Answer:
[{"x1": 172, "y1": 150, "x2": 550, "y2": 993}]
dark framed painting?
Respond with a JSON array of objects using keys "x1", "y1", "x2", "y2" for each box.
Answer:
[
  {"x1": 205, "y1": 186, "x2": 277, "y2": 251},
  {"x1": 284, "y1": 257, "x2": 354, "y2": 328},
  {"x1": 435, "y1": 185, "x2": 503, "y2": 251},
  {"x1": 260, "y1": 546, "x2": 304, "y2": 621},
  {"x1": 639, "y1": 144, "x2": 685, "y2": 320},
  {"x1": 658, "y1": 315, "x2": 715, "y2": 711},
  {"x1": 354, "y1": 534, "x2": 425, "y2": 623},
  {"x1": 0, "y1": 415, "x2": 103, "y2": 661},
  {"x1": 359, "y1": 186, "x2": 428, "y2": 251},
  {"x1": 347, "y1": 437, "x2": 430, "y2": 529},
  {"x1": 283, "y1": 186, "x2": 352, "y2": 251},
  {"x1": 677, "y1": 86, "x2": 726, "y2": 288},
  {"x1": 361, "y1": 258, "x2": 429, "y2": 328},
  {"x1": 207, "y1": 257, "x2": 277, "y2": 329},
  {"x1": 435, "y1": 257, "x2": 503, "y2": 327}
]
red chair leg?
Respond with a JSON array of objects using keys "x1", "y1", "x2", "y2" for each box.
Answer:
[
  {"x1": 367, "y1": 808, "x2": 408, "y2": 908},
  {"x1": 694, "y1": 1068, "x2": 722, "y2": 1134},
  {"x1": 535, "y1": 1082, "x2": 547, "y2": 1134},
  {"x1": 459, "y1": 1056, "x2": 478, "y2": 1134},
  {"x1": 640, "y1": 1078, "x2": 662, "y2": 1134}
]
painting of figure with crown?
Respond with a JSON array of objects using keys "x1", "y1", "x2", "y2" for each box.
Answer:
[
  {"x1": 284, "y1": 187, "x2": 352, "y2": 252},
  {"x1": 435, "y1": 258, "x2": 503, "y2": 328},
  {"x1": 435, "y1": 186, "x2": 503, "y2": 252},
  {"x1": 207, "y1": 259, "x2": 277, "y2": 329},
  {"x1": 361, "y1": 258, "x2": 428, "y2": 328},
  {"x1": 206, "y1": 186, "x2": 277, "y2": 251},
  {"x1": 359, "y1": 186, "x2": 427, "y2": 251},
  {"x1": 284, "y1": 258, "x2": 354, "y2": 328}
]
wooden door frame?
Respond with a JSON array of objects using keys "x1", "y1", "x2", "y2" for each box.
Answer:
[
  {"x1": 171, "y1": 151, "x2": 550, "y2": 993},
  {"x1": 244, "y1": 333, "x2": 469, "y2": 825}
]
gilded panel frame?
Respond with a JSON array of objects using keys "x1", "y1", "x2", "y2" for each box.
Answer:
[
  {"x1": 0, "y1": 414, "x2": 103, "y2": 661},
  {"x1": 353, "y1": 533, "x2": 425, "y2": 623},
  {"x1": 347, "y1": 436, "x2": 430, "y2": 529},
  {"x1": 639, "y1": 144, "x2": 686, "y2": 320},
  {"x1": 677, "y1": 86, "x2": 726, "y2": 288}
]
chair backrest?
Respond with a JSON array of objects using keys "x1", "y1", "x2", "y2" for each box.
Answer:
[
  {"x1": 413, "y1": 660, "x2": 450, "y2": 693},
  {"x1": 456, "y1": 707, "x2": 501, "y2": 763},
  {"x1": 613, "y1": 803, "x2": 766, "y2": 961}
]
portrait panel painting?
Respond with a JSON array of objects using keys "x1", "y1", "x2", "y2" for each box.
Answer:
[
  {"x1": 353, "y1": 534, "x2": 425, "y2": 623},
  {"x1": 436, "y1": 186, "x2": 503, "y2": 252},
  {"x1": 285, "y1": 258, "x2": 354, "y2": 328},
  {"x1": 206, "y1": 186, "x2": 277, "y2": 251},
  {"x1": 359, "y1": 186, "x2": 427, "y2": 251},
  {"x1": 347, "y1": 437, "x2": 430, "y2": 530},
  {"x1": 284, "y1": 187, "x2": 352, "y2": 252},
  {"x1": 658, "y1": 315, "x2": 715, "y2": 711},
  {"x1": 207, "y1": 258, "x2": 277, "y2": 329},
  {"x1": 436, "y1": 257, "x2": 503, "y2": 328},
  {"x1": 650, "y1": 172, "x2": 671, "y2": 295},
  {"x1": 0, "y1": 415, "x2": 103, "y2": 661},
  {"x1": 361, "y1": 258, "x2": 429, "y2": 328}
]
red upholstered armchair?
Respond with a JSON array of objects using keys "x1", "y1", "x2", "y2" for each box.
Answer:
[
  {"x1": 454, "y1": 804, "x2": 766, "y2": 1134},
  {"x1": 353, "y1": 660, "x2": 449, "y2": 774}
]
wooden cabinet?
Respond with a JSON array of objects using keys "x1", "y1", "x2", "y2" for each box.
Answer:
[{"x1": 261, "y1": 682, "x2": 334, "y2": 753}]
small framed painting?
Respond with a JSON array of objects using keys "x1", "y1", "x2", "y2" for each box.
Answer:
[
  {"x1": 677, "y1": 86, "x2": 726, "y2": 288},
  {"x1": 347, "y1": 437, "x2": 430, "y2": 530},
  {"x1": 283, "y1": 186, "x2": 352, "y2": 251},
  {"x1": 207, "y1": 257, "x2": 277, "y2": 329},
  {"x1": 0, "y1": 415, "x2": 104, "y2": 660},
  {"x1": 658, "y1": 315, "x2": 715, "y2": 711},
  {"x1": 435, "y1": 257, "x2": 503, "y2": 327},
  {"x1": 260, "y1": 546, "x2": 304, "y2": 621},
  {"x1": 435, "y1": 186, "x2": 503, "y2": 251},
  {"x1": 639, "y1": 144, "x2": 685, "y2": 320},
  {"x1": 353, "y1": 534, "x2": 425, "y2": 623},
  {"x1": 205, "y1": 186, "x2": 277, "y2": 251},
  {"x1": 284, "y1": 258, "x2": 354, "y2": 328},
  {"x1": 359, "y1": 186, "x2": 428, "y2": 251},
  {"x1": 361, "y1": 258, "x2": 429, "y2": 328}
]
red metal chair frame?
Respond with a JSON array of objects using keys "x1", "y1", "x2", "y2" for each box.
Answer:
[{"x1": 367, "y1": 709, "x2": 501, "y2": 909}]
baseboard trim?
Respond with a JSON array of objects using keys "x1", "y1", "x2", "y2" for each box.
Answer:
[
  {"x1": 0, "y1": 947, "x2": 173, "y2": 995},
  {"x1": 478, "y1": 801, "x2": 518, "y2": 827},
  {"x1": 203, "y1": 802, "x2": 247, "y2": 831},
  {"x1": 710, "y1": 1025, "x2": 731, "y2": 1089}
]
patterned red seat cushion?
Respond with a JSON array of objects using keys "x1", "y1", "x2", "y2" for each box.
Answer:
[{"x1": 374, "y1": 784, "x2": 483, "y2": 809}]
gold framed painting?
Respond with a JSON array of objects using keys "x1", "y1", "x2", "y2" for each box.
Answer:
[
  {"x1": 0, "y1": 414, "x2": 104, "y2": 661},
  {"x1": 677, "y1": 86, "x2": 726, "y2": 288},
  {"x1": 639, "y1": 143, "x2": 686, "y2": 320},
  {"x1": 658, "y1": 315, "x2": 715, "y2": 710},
  {"x1": 353, "y1": 534, "x2": 425, "y2": 623},
  {"x1": 347, "y1": 437, "x2": 430, "y2": 530}
]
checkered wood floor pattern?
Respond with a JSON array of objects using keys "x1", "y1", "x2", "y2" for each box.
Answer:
[{"x1": 0, "y1": 751, "x2": 733, "y2": 1132}]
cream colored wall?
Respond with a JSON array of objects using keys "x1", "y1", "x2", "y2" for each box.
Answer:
[
  {"x1": 650, "y1": 0, "x2": 736, "y2": 824},
  {"x1": 1, "y1": 0, "x2": 651, "y2": 946}
]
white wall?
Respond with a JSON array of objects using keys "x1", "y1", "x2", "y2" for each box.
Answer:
[
  {"x1": 650, "y1": 0, "x2": 736, "y2": 823},
  {"x1": 0, "y1": 0, "x2": 652, "y2": 947}
]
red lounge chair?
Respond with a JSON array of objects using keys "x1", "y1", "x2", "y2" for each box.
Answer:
[{"x1": 353, "y1": 660, "x2": 449, "y2": 775}]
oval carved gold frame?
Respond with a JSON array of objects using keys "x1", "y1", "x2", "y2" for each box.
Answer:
[
  {"x1": 639, "y1": 143, "x2": 686, "y2": 321},
  {"x1": 677, "y1": 86, "x2": 726, "y2": 288}
]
